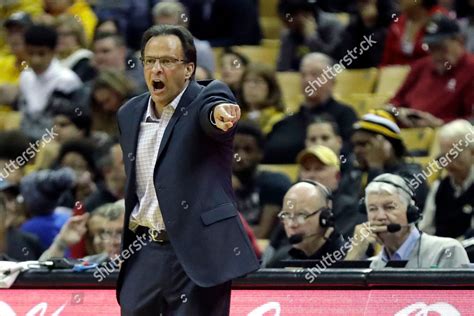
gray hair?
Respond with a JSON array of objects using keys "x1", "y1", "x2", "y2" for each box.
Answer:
[
  {"x1": 438, "y1": 119, "x2": 474, "y2": 149},
  {"x1": 152, "y1": 1, "x2": 188, "y2": 24},
  {"x1": 300, "y1": 52, "x2": 334, "y2": 69},
  {"x1": 365, "y1": 173, "x2": 412, "y2": 208},
  {"x1": 91, "y1": 199, "x2": 125, "y2": 221}
]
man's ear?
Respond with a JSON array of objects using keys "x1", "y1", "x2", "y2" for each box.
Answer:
[{"x1": 185, "y1": 63, "x2": 195, "y2": 80}]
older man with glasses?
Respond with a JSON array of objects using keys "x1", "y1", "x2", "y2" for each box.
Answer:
[{"x1": 265, "y1": 180, "x2": 347, "y2": 267}]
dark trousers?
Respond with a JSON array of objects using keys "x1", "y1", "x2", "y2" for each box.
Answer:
[{"x1": 119, "y1": 239, "x2": 232, "y2": 316}]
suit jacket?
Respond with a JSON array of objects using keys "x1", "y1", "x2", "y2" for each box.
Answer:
[
  {"x1": 370, "y1": 233, "x2": 470, "y2": 269},
  {"x1": 116, "y1": 80, "x2": 259, "y2": 299}
]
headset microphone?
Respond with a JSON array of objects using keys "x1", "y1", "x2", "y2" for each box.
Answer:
[{"x1": 288, "y1": 232, "x2": 322, "y2": 244}]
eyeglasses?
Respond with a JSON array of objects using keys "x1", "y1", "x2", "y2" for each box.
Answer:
[
  {"x1": 141, "y1": 56, "x2": 186, "y2": 69},
  {"x1": 278, "y1": 207, "x2": 327, "y2": 225}
]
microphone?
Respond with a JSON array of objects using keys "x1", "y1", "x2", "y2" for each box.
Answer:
[
  {"x1": 386, "y1": 223, "x2": 412, "y2": 233},
  {"x1": 288, "y1": 232, "x2": 321, "y2": 244}
]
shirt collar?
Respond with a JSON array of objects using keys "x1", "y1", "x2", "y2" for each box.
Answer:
[
  {"x1": 144, "y1": 81, "x2": 189, "y2": 122},
  {"x1": 37, "y1": 58, "x2": 60, "y2": 80},
  {"x1": 381, "y1": 227, "x2": 420, "y2": 262}
]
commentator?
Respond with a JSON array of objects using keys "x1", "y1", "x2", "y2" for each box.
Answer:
[
  {"x1": 345, "y1": 173, "x2": 469, "y2": 268},
  {"x1": 265, "y1": 180, "x2": 346, "y2": 267}
]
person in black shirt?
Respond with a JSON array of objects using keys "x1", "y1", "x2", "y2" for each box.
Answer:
[
  {"x1": 265, "y1": 180, "x2": 347, "y2": 267},
  {"x1": 233, "y1": 122, "x2": 292, "y2": 239}
]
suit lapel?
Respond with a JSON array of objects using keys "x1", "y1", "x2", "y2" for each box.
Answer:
[{"x1": 156, "y1": 80, "x2": 202, "y2": 163}]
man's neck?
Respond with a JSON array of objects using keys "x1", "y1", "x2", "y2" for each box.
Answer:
[
  {"x1": 234, "y1": 167, "x2": 258, "y2": 186},
  {"x1": 301, "y1": 235, "x2": 327, "y2": 257},
  {"x1": 305, "y1": 95, "x2": 330, "y2": 109}
]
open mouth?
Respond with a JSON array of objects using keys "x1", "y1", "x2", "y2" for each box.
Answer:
[{"x1": 152, "y1": 79, "x2": 165, "y2": 92}]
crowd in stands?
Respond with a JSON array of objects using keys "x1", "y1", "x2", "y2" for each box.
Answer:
[{"x1": 0, "y1": 0, "x2": 473, "y2": 269}]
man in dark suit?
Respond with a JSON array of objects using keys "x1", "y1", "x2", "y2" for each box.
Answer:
[{"x1": 116, "y1": 25, "x2": 259, "y2": 315}]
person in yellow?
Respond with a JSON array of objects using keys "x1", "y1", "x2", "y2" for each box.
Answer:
[
  {"x1": 0, "y1": 12, "x2": 33, "y2": 130},
  {"x1": 43, "y1": 0, "x2": 97, "y2": 45},
  {"x1": 0, "y1": 0, "x2": 43, "y2": 57},
  {"x1": 239, "y1": 63, "x2": 286, "y2": 135}
]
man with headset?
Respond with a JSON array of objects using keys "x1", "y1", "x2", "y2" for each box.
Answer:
[
  {"x1": 265, "y1": 180, "x2": 346, "y2": 266},
  {"x1": 345, "y1": 173, "x2": 470, "y2": 268}
]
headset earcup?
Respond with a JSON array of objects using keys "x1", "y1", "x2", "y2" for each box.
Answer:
[
  {"x1": 358, "y1": 198, "x2": 366, "y2": 214},
  {"x1": 406, "y1": 205, "x2": 421, "y2": 223},
  {"x1": 319, "y1": 208, "x2": 335, "y2": 228}
]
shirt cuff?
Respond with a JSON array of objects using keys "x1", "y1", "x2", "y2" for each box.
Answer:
[{"x1": 210, "y1": 108, "x2": 217, "y2": 126}]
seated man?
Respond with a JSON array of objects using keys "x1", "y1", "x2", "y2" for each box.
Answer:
[
  {"x1": 346, "y1": 173, "x2": 470, "y2": 268},
  {"x1": 265, "y1": 53, "x2": 357, "y2": 163},
  {"x1": 420, "y1": 119, "x2": 474, "y2": 239},
  {"x1": 265, "y1": 180, "x2": 347, "y2": 267},
  {"x1": 297, "y1": 145, "x2": 365, "y2": 238},
  {"x1": 232, "y1": 122, "x2": 292, "y2": 238},
  {"x1": 389, "y1": 14, "x2": 474, "y2": 127}
]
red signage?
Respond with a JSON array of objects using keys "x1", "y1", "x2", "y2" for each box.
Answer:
[{"x1": 0, "y1": 289, "x2": 472, "y2": 315}]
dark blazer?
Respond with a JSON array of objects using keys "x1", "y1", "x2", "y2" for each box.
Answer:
[{"x1": 116, "y1": 80, "x2": 259, "y2": 300}]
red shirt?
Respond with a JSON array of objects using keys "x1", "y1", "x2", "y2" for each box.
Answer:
[
  {"x1": 380, "y1": 6, "x2": 447, "y2": 66},
  {"x1": 390, "y1": 53, "x2": 474, "y2": 122}
]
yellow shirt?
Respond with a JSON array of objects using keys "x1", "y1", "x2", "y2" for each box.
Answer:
[
  {"x1": 0, "y1": 55, "x2": 21, "y2": 85},
  {"x1": 67, "y1": 0, "x2": 98, "y2": 45},
  {"x1": 243, "y1": 106, "x2": 285, "y2": 135}
]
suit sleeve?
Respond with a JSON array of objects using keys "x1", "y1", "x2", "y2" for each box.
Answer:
[{"x1": 199, "y1": 80, "x2": 238, "y2": 142}]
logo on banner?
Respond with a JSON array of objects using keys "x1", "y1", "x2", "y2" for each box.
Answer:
[
  {"x1": 247, "y1": 302, "x2": 281, "y2": 316},
  {"x1": 0, "y1": 301, "x2": 67, "y2": 316},
  {"x1": 395, "y1": 302, "x2": 461, "y2": 316}
]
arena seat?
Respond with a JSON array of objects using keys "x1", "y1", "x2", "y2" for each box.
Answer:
[
  {"x1": 401, "y1": 127, "x2": 437, "y2": 157},
  {"x1": 375, "y1": 65, "x2": 411, "y2": 97},
  {"x1": 335, "y1": 93, "x2": 391, "y2": 118},
  {"x1": 333, "y1": 68, "x2": 378, "y2": 101},
  {"x1": 276, "y1": 72, "x2": 304, "y2": 114}
]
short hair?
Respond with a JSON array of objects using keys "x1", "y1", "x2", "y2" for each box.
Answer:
[
  {"x1": 235, "y1": 121, "x2": 265, "y2": 149},
  {"x1": 240, "y1": 63, "x2": 283, "y2": 112},
  {"x1": 55, "y1": 14, "x2": 87, "y2": 48},
  {"x1": 91, "y1": 199, "x2": 124, "y2": 220},
  {"x1": 93, "y1": 32, "x2": 126, "y2": 47},
  {"x1": 51, "y1": 104, "x2": 92, "y2": 137},
  {"x1": 152, "y1": 1, "x2": 188, "y2": 24},
  {"x1": 92, "y1": 69, "x2": 135, "y2": 99},
  {"x1": 24, "y1": 24, "x2": 58, "y2": 49},
  {"x1": 438, "y1": 119, "x2": 474, "y2": 149},
  {"x1": 0, "y1": 130, "x2": 30, "y2": 160},
  {"x1": 365, "y1": 174, "x2": 412, "y2": 208},
  {"x1": 308, "y1": 114, "x2": 341, "y2": 136},
  {"x1": 278, "y1": 0, "x2": 315, "y2": 17},
  {"x1": 220, "y1": 47, "x2": 249, "y2": 67},
  {"x1": 56, "y1": 139, "x2": 99, "y2": 177},
  {"x1": 300, "y1": 52, "x2": 334, "y2": 69},
  {"x1": 140, "y1": 25, "x2": 196, "y2": 76}
]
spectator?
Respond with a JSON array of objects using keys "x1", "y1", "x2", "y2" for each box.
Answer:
[
  {"x1": 55, "y1": 14, "x2": 95, "y2": 82},
  {"x1": 152, "y1": 1, "x2": 215, "y2": 74},
  {"x1": 304, "y1": 114, "x2": 357, "y2": 175},
  {"x1": 42, "y1": 0, "x2": 97, "y2": 44},
  {"x1": 94, "y1": 18, "x2": 123, "y2": 36},
  {"x1": 0, "y1": 130, "x2": 30, "y2": 186},
  {"x1": 195, "y1": 65, "x2": 213, "y2": 81},
  {"x1": 265, "y1": 181, "x2": 347, "y2": 267},
  {"x1": 391, "y1": 14, "x2": 474, "y2": 126},
  {"x1": 0, "y1": 12, "x2": 32, "y2": 108},
  {"x1": 420, "y1": 119, "x2": 474, "y2": 239},
  {"x1": 333, "y1": 0, "x2": 394, "y2": 68},
  {"x1": 0, "y1": 180, "x2": 26, "y2": 229},
  {"x1": 91, "y1": 32, "x2": 146, "y2": 92},
  {"x1": 232, "y1": 122, "x2": 292, "y2": 238},
  {"x1": 0, "y1": 181, "x2": 43, "y2": 261},
  {"x1": 219, "y1": 48, "x2": 248, "y2": 102},
  {"x1": 380, "y1": 0, "x2": 447, "y2": 66},
  {"x1": 458, "y1": 0, "x2": 474, "y2": 53},
  {"x1": 185, "y1": 0, "x2": 262, "y2": 46},
  {"x1": 346, "y1": 173, "x2": 470, "y2": 268},
  {"x1": 277, "y1": 0, "x2": 344, "y2": 71},
  {"x1": 264, "y1": 53, "x2": 358, "y2": 164},
  {"x1": 297, "y1": 145, "x2": 364, "y2": 237},
  {"x1": 55, "y1": 139, "x2": 99, "y2": 205},
  {"x1": 19, "y1": 168, "x2": 76, "y2": 249},
  {"x1": 18, "y1": 24, "x2": 83, "y2": 141},
  {"x1": 91, "y1": 69, "x2": 135, "y2": 137},
  {"x1": 84, "y1": 143, "x2": 126, "y2": 213},
  {"x1": 340, "y1": 110, "x2": 429, "y2": 210},
  {"x1": 240, "y1": 63, "x2": 285, "y2": 135},
  {"x1": 51, "y1": 103, "x2": 92, "y2": 145}
]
